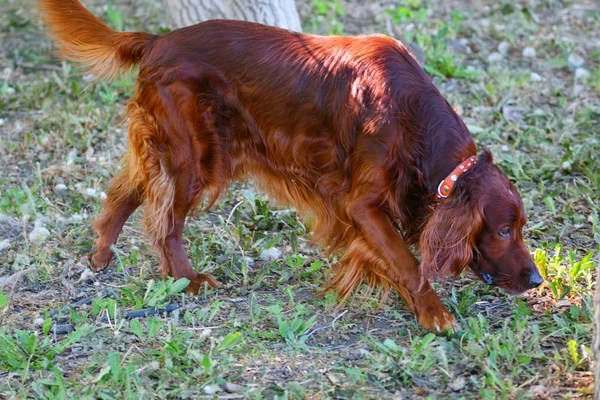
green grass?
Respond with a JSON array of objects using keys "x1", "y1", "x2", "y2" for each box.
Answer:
[{"x1": 0, "y1": 0, "x2": 598, "y2": 398}]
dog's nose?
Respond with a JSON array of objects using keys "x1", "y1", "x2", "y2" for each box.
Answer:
[{"x1": 527, "y1": 269, "x2": 544, "y2": 288}]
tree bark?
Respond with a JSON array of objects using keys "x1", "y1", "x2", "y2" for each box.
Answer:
[{"x1": 164, "y1": 0, "x2": 302, "y2": 31}]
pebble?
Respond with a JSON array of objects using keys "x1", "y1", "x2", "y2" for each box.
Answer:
[
  {"x1": 259, "y1": 247, "x2": 282, "y2": 261},
  {"x1": 487, "y1": 52, "x2": 503, "y2": 63},
  {"x1": 561, "y1": 161, "x2": 572, "y2": 171},
  {"x1": 575, "y1": 67, "x2": 590, "y2": 80},
  {"x1": 85, "y1": 188, "x2": 97, "y2": 198},
  {"x1": 69, "y1": 213, "x2": 83, "y2": 223},
  {"x1": 501, "y1": 145, "x2": 510, "y2": 152},
  {"x1": 522, "y1": 47, "x2": 536, "y2": 58},
  {"x1": 0, "y1": 118, "x2": 4, "y2": 126},
  {"x1": 223, "y1": 383, "x2": 242, "y2": 393},
  {"x1": 572, "y1": 84, "x2": 585, "y2": 97},
  {"x1": 34, "y1": 318, "x2": 45, "y2": 326},
  {"x1": 568, "y1": 52, "x2": 585, "y2": 69},
  {"x1": 0, "y1": 239, "x2": 11, "y2": 251},
  {"x1": 203, "y1": 385, "x2": 221, "y2": 395},
  {"x1": 54, "y1": 183, "x2": 67, "y2": 192},
  {"x1": 498, "y1": 41, "x2": 510, "y2": 55},
  {"x1": 533, "y1": 108, "x2": 545, "y2": 116},
  {"x1": 449, "y1": 377, "x2": 466, "y2": 391},
  {"x1": 67, "y1": 150, "x2": 78, "y2": 165},
  {"x1": 29, "y1": 220, "x2": 50, "y2": 243},
  {"x1": 244, "y1": 256, "x2": 255, "y2": 266}
]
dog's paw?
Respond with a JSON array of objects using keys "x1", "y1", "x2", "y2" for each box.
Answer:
[
  {"x1": 418, "y1": 309, "x2": 460, "y2": 333},
  {"x1": 185, "y1": 273, "x2": 222, "y2": 294},
  {"x1": 88, "y1": 246, "x2": 113, "y2": 272}
]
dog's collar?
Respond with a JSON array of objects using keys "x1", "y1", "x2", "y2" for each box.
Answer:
[{"x1": 429, "y1": 155, "x2": 478, "y2": 211}]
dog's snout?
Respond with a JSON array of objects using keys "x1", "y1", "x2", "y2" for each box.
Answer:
[{"x1": 527, "y1": 268, "x2": 544, "y2": 288}]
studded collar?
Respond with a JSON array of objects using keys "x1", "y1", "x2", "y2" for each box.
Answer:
[{"x1": 429, "y1": 155, "x2": 478, "y2": 211}]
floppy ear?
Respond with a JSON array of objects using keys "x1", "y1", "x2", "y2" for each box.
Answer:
[{"x1": 419, "y1": 201, "x2": 484, "y2": 284}]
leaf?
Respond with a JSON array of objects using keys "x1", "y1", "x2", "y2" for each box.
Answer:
[
  {"x1": 415, "y1": 333, "x2": 436, "y2": 352},
  {"x1": 166, "y1": 278, "x2": 191, "y2": 296},
  {"x1": 129, "y1": 319, "x2": 143, "y2": 341},
  {"x1": 92, "y1": 364, "x2": 111, "y2": 384},
  {"x1": 217, "y1": 332, "x2": 243, "y2": 351},
  {"x1": 202, "y1": 354, "x2": 212, "y2": 375},
  {"x1": 108, "y1": 352, "x2": 121, "y2": 381},
  {"x1": 567, "y1": 340, "x2": 579, "y2": 364},
  {"x1": 42, "y1": 318, "x2": 52, "y2": 335},
  {"x1": 543, "y1": 196, "x2": 556, "y2": 214},
  {"x1": 0, "y1": 291, "x2": 8, "y2": 311},
  {"x1": 265, "y1": 304, "x2": 283, "y2": 316}
]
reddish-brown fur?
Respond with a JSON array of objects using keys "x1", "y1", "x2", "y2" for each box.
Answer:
[{"x1": 39, "y1": 0, "x2": 542, "y2": 331}]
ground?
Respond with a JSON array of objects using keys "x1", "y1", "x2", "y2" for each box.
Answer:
[{"x1": 0, "y1": 0, "x2": 598, "y2": 398}]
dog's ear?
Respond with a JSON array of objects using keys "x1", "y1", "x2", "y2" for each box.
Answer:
[{"x1": 419, "y1": 200, "x2": 484, "y2": 285}]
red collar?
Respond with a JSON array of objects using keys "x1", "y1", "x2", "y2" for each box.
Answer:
[{"x1": 430, "y1": 155, "x2": 478, "y2": 211}]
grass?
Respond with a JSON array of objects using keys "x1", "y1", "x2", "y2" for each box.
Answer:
[{"x1": 0, "y1": 0, "x2": 598, "y2": 398}]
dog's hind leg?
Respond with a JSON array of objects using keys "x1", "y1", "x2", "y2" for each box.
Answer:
[
  {"x1": 141, "y1": 74, "x2": 233, "y2": 293},
  {"x1": 147, "y1": 166, "x2": 221, "y2": 293},
  {"x1": 89, "y1": 166, "x2": 144, "y2": 271}
]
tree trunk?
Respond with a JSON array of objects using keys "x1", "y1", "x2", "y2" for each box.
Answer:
[{"x1": 164, "y1": 0, "x2": 302, "y2": 31}]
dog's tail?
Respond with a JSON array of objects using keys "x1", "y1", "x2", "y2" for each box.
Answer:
[{"x1": 38, "y1": 0, "x2": 155, "y2": 80}]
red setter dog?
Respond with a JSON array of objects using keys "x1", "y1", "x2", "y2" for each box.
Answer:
[{"x1": 39, "y1": 0, "x2": 542, "y2": 331}]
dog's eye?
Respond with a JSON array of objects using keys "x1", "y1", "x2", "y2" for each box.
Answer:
[{"x1": 498, "y1": 227, "x2": 512, "y2": 238}]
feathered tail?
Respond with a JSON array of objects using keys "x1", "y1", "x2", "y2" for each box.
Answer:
[{"x1": 38, "y1": 0, "x2": 154, "y2": 80}]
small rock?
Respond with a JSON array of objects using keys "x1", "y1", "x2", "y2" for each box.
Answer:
[
  {"x1": 589, "y1": 215, "x2": 595, "y2": 223},
  {"x1": 203, "y1": 385, "x2": 221, "y2": 395},
  {"x1": 501, "y1": 145, "x2": 510, "y2": 152},
  {"x1": 0, "y1": 118, "x2": 5, "y2": 126},
  {"x1": 575, "y1": 67, "x2": 590, "y2": 80},
  {"x1": 29, "y1": 220, "x2": 50, "y2": 243},
  {"x1": 54, "y1": 183, "x2": 67, "y2": 193},
  {"x1": 0, "y1": 239, "x2": 11, "y2": 251},
  {"x1": 66, "y1": 150, "x2": 77, "y2": 165},
  {"x1": 449, "y1": 377, "x2": 466, "y2": 391},
  {"x1": 530, "y1": 72, "x2": 542, "y2": 82},
  {"x1": 487, "y1": 52, "x2": 502, "y2": 63},
  {"x1": 223, "y1": 383, "x2": 242, "y2": 393},
  {"x1": 561, "y1": 161, "x2": 572, "y2": 171},
  {"x1": 69, "y1": 213, "x2": 83, "y2": 223},
  {"x1": 502, "y1": 105, "x2": 528, "y2": 122},
  {"x1": 532, "y1": 108, "x2": 545, "y2": 116},
  {"x1": 33, "y1": 318, "x2": 45, "y2": 326},
  {"x1": 85, "y1": 188, "x2": 97, "y2": 198},
  {"x1": 498, "y1": 41, "x2": 510, "y2": 55},
  {"x1": 6, "y1": 87, "x2": 15, "y2": 95},
  {"x1": 327, "y1": 372, "x2": 342, "y2": 385},
  {"x1": 244, "y1": 256, "x2": 255, "y2": 266},
  {"x1": 572, "y1": 84, "x2": 585, "y2": 97},
  {"x1": 568, "y1": 52, "x2": 585, "y2": 70},
  {"x1": 522, "y1": 47, "x2": 536, "y2": 58},
  {"x1": 259, "y1": 247, "x2": 281, "y2": 261},
  {"x1": 447, "y1": 39, "x2": 471, "y2": 55},
  {"x1": 79, "y1": 269, "x2": 96, "y2": 282}
]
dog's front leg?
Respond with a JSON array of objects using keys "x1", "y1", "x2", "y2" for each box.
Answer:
[{"x1": 345, "y1": 200, "x2": 459, "y2": 332}]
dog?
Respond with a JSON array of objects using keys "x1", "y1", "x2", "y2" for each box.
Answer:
[{"x1": 39, "y1": 0, "x2": 543, "y2": 331}]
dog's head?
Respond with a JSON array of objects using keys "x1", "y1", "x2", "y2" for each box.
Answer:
[{"x1": 419, "y1": 151, "x2": 543, "y2": 294}]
